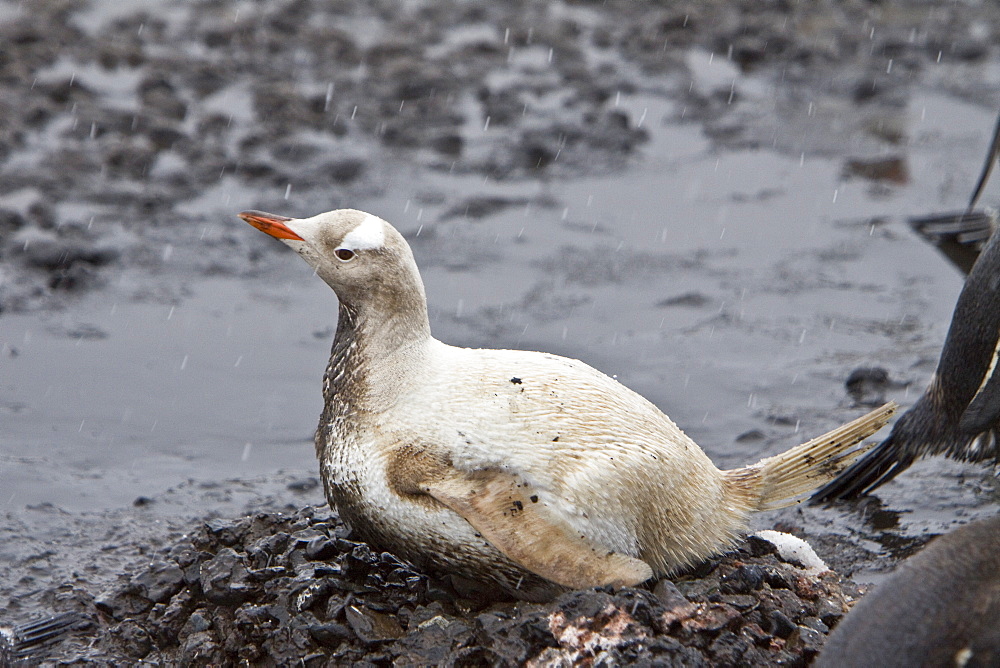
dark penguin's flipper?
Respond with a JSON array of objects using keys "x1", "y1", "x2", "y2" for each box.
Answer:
[
  {"x1": 809, "y1": 430, "x2": 917, "y2": 502},
  {"x1": 812, "y1": 217, "x2": 1000, "y2": 503},
  {"x1": 968, "y1": 110, "x2": 1000, "y2": 210}
]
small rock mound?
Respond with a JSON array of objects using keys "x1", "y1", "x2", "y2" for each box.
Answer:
[{"x1": 42, "y1": 506, "x2": 862, "y2": 665}]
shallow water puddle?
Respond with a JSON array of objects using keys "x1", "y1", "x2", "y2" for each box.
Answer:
[
  {"x1": 1, "y1": 88, "x2": 998, "y2": 546},
  {"x1": 1, "y1": 277, "x2": 328, "y2": 510}
]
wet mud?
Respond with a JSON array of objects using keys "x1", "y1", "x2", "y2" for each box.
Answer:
[{"x1": 2, "y1": 0, "x2": 1000, "y2": 663}]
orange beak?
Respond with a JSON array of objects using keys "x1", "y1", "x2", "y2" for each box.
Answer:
[{"x1": 238, "y1": 210, "x2": 304, "y2": 241}]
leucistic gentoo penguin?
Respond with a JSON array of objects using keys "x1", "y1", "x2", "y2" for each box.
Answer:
[
  {"x1": 812, "y1": 219, "x2": 1000, "y2": 503},
  {"x1": 815, "y1": 515, "x2": 1000, "y2": 668},
  {"x1": 240, "y1": 208, "x2": 895, "y2": 601}
]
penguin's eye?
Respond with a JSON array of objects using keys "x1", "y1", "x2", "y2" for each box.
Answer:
[{"x1": 334, "y1": 248, "x2": 356, "y2": 262}]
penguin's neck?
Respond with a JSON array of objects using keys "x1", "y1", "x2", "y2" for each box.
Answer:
[{"x1": 323, "y1": 290, "x2": 432, "y2": 416}]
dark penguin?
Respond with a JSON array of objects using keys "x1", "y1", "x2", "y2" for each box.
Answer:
[
  {"x1": 812, "y1": 223, "x2": 1000, "y2": 502},
  {"x1": 815, "y1": 516, "x2": 1000, "y2": 668}
]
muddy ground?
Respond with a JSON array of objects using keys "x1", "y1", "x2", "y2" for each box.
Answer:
[{"x1": 1, "y1": 0, "x2": 1000, "y2": 664}]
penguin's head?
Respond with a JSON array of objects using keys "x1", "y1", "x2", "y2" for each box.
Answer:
[{"x1": 239, "y1": 208, "x2": 425, "y2": 311}]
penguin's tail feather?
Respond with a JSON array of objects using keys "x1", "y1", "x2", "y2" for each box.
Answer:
[
  {"x1": 807, "y1": 430, "x2": 916, "y2": 503},
  {"x1": 724, "y1": 402, "x2": 897, "y2": 511}
]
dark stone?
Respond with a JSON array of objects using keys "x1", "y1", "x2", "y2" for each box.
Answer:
[
  {"x1": 745, "y1": 535, "x2": 780, "y2": 558},
  {"x1": 287, "y1": 477, "x2": 320, "y2": 493},
  {"x1": 720, "y1": 564, "x2": 766, "y2": 594},
  {"x1": 182, "y1": 610, "x2": 213, "y2": 634},
  {"x1": 788, "y1": 624, "x2": 826, "y2": 656},
  {"x1": 112, "y1": 619, "x2": 154, "y2": 659},
  {"x1": 304, "y1": 536, "x2": 339, "y2": 561},
  {"x1": 431, "y1": 133, "x2": 463, "y2": 156},
  {"x1": 326, "y1": 158, "x2": 366, "y2": 183},
  {"x1": 345, "y1": 604, "x2": 404, "y2": 643},
  {"x1": 709, "y1": 630, "x2": 753, "y2": 664},
  {"x1": 130, "y1": 561, "x2": 185, "y2": 604},
  {"x1": 293, "y1": 579, "x2": 338, "y2": 613},
  {"x1": 199, "y1": 548, "x2": 256, "y2": 606},
  {"x1": 180, "y1": 630, "x2": 223, "y2": 664},
  {"x1": 202, "y1": 518, "x2": 249, "y2": 547},
  {"x1": 308, "y1": 621, "x2": 352, "y2": 645},
  {"x1": 768, "y1": 610, "x2": 797, "y2": 638},
  {"x1": 658, "y1": 291, "x2": 711, "y2": 308},
  {"x1": 845, "y1": 365, "x2": 893, "y2": 406},
  {"x1": 95, "y1": 586, "x2": 154, "y2": 621},
  {"x1": 761, "y1": 565, "x2": 796, "y2": 590},
  {"x1": 0, "y1": 208, "x2": 25, "y2": 243}
]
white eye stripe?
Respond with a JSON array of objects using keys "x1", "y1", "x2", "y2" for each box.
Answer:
[{"x1": 340, "y1": 213, "x2": 385, "y2": 251}]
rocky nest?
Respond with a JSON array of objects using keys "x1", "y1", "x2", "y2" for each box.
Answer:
[{"x1": 30, "y1": 506, "x2": 863, "y2": 666}]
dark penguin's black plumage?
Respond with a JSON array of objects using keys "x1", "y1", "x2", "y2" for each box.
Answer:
[
  {"x1": 811, "y1": 222, "x2": 1000, "y2": 502},
  {"x1": 815, "y1": 516, "x2": 1000, "y2": 668}
]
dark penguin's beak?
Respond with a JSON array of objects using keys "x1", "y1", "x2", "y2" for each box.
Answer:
[{"x1": 239, "y1": 210, "x2": 304, "y2": 241}]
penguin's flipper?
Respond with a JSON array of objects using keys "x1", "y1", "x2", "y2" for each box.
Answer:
[{"x1": 424, "y1": 470, "x2": 654, "y2": 590}]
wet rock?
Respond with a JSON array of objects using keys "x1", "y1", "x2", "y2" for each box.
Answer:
[
  {"x1": 345, "y1": 604, "x2": 404, "y2": 643},
  {"x1": 788, "y1": 624, "x2": 826, "y2": 655},
  {"x1": 658, "y1": 291, "x2": 712, "y2": 308},
  {"x1": 843, "y1": 156, "x2": 909, "y2": 184},
  {"x1": 325, "y1": 157, "x2": 366, "y2": 184},
  {"x1": 201, "y1": 518, "x2": 249, "y2": 548},
  {"x1": 735, "y1": 429, "x2": 766, "y2": 443},
  {"x1": 199, "y1": 548, "x2": 256, "y2": 606},
  {"x1": 286, "y1": 476, "x2": 320, "y2": 493},
  {"x1": 179, "y1": 630, "x2": 223, "y2": 664},
  {"x1": 0, "y1": 208, "x2": 25, "y2": 245},
  {"x1": 11, "y1": 230, "x2": 119, "y2": 273},
  {"x1": 720, "y1": 563, "x2": 766, "y2": 594},
  {"x1": 131, "y1": 561, "x2": 185, "y2": 604},
  {"x1": 846, "y1": 366, "x2": 900, "y2": 406},
  {"x1": 443, "y1": 196, "x2": 533, "y2": 220},
  {"x1": 138, "y1": 74, "x2": 188, "y2": 121},
  {"x1": 768, "y1": 609, "x2": 797, "y2": 638},
  {"x1": 95, "y1": 584, "x2": 154, "y2": 621},
  {"x1": 303, "y1": 536, "x2": 338, "y2": 561},
  {"x1": 111, "y1": 619, "x2": 155, "y2": 660}
]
